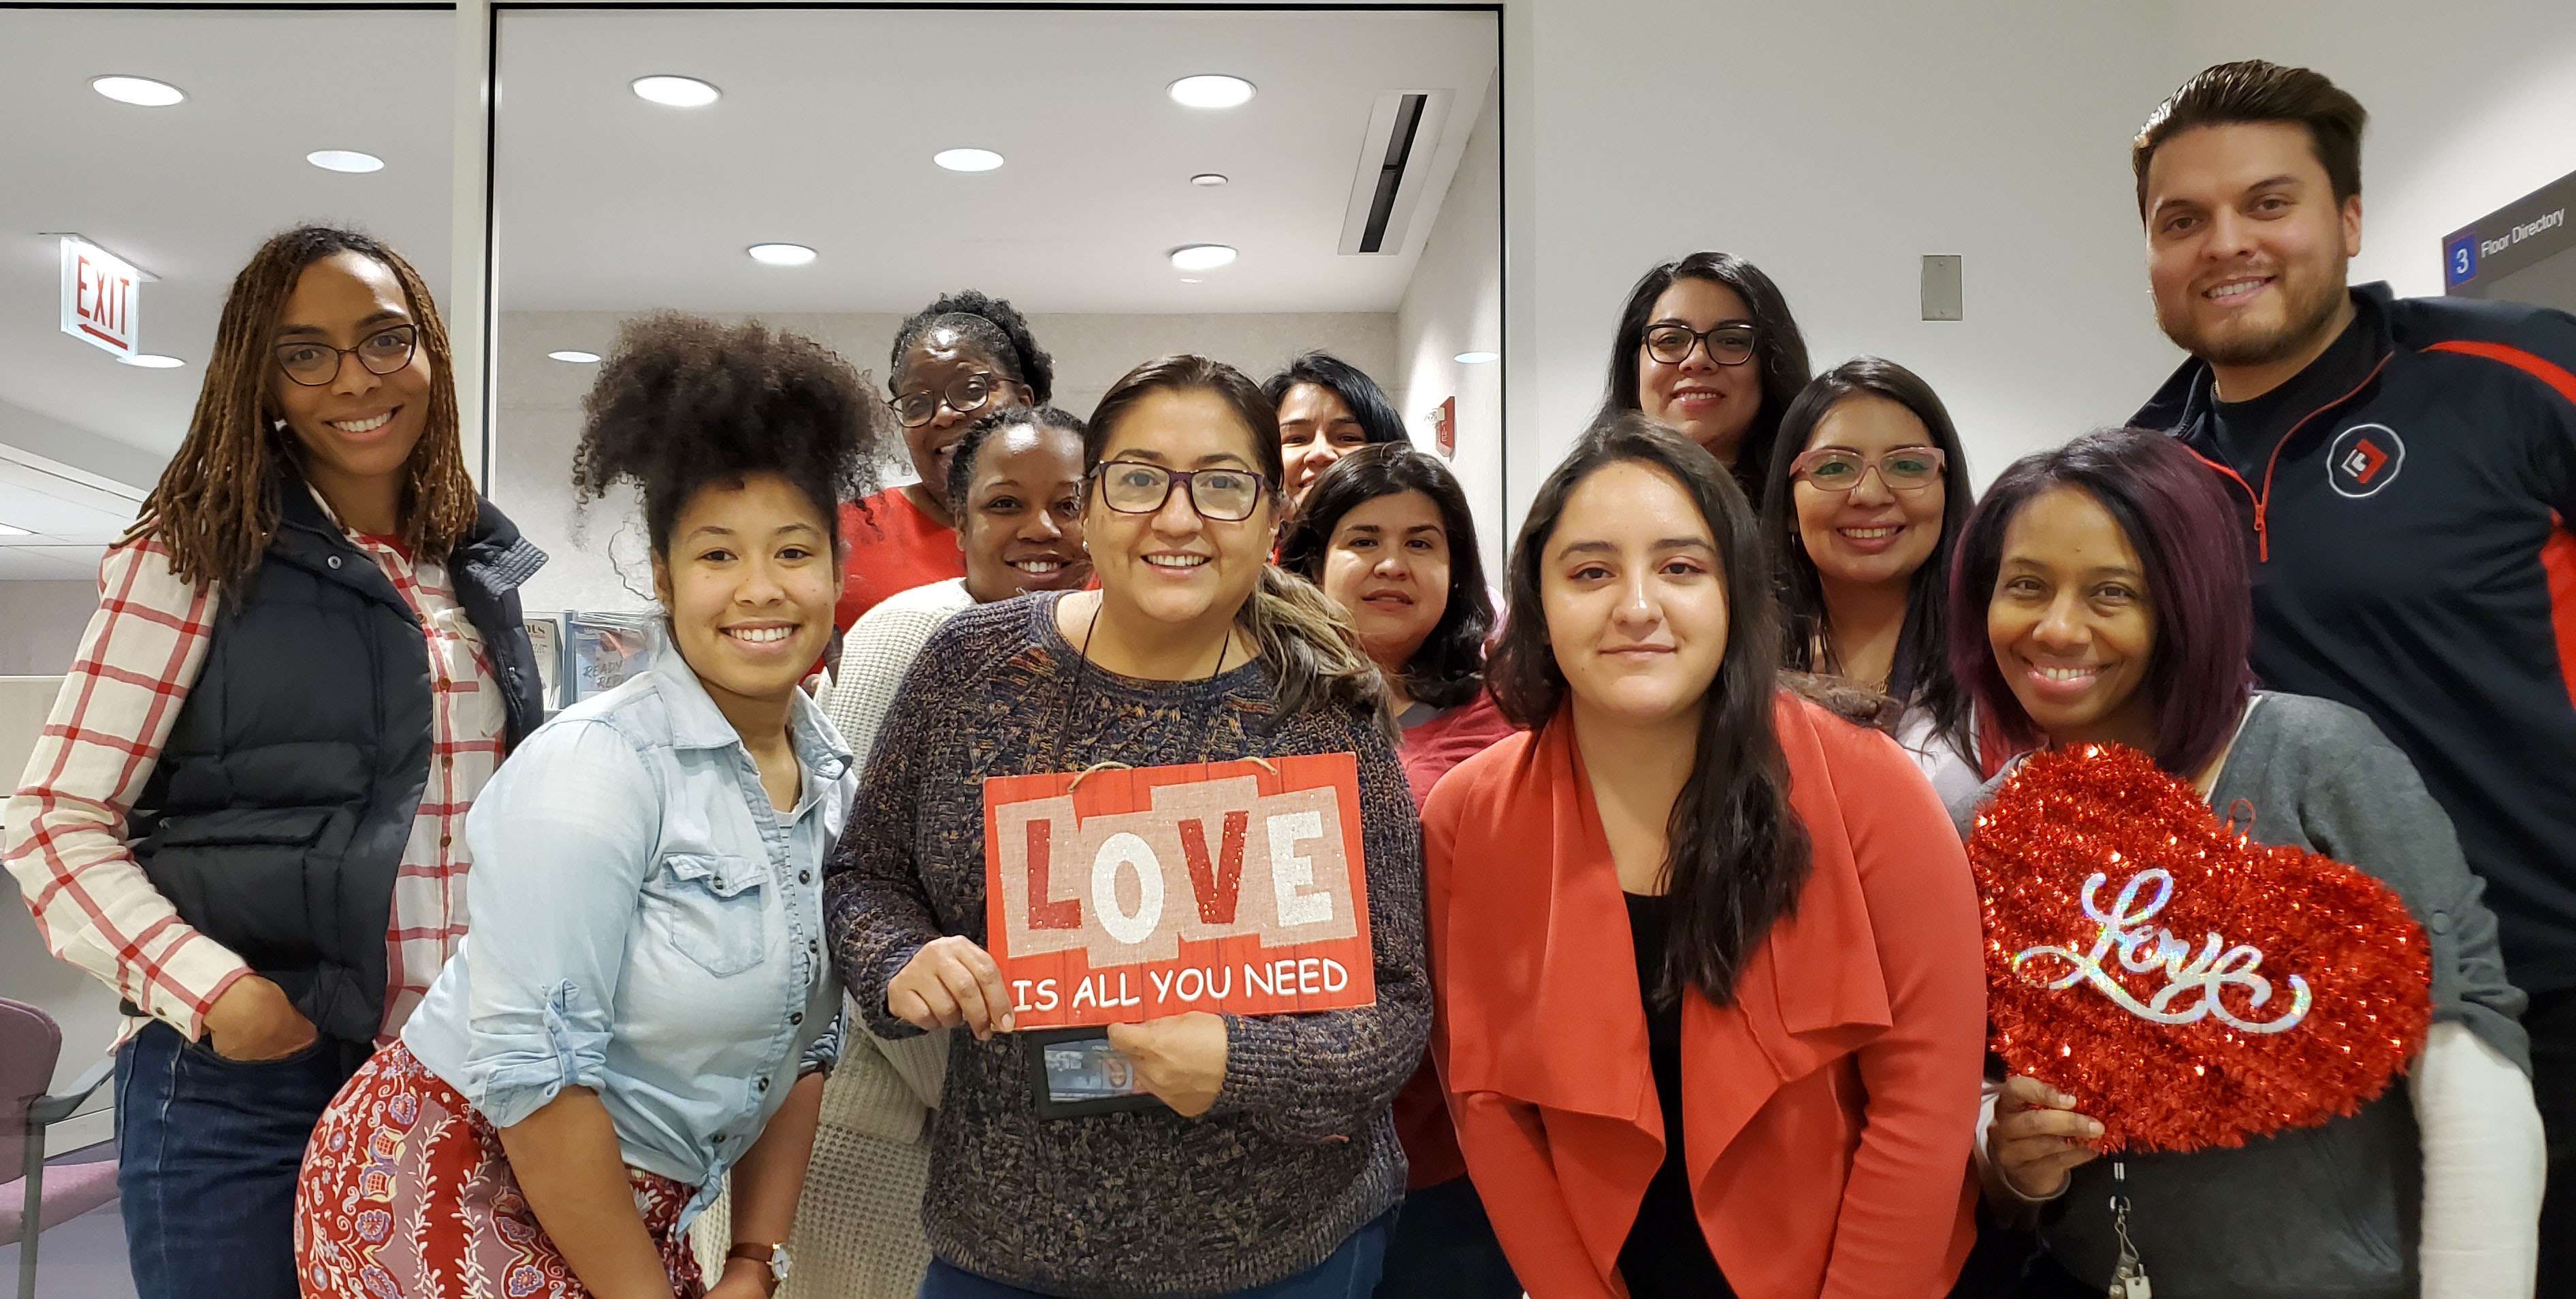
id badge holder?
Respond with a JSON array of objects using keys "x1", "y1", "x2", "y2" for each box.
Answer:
[{"x1": 1022, "y1": 1027, "x2": 1161, "y2": 1119}]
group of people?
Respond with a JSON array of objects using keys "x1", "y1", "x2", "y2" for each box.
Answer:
[{"x1": 5, "y1": 56, "x2": 2572, "y2": 1299}]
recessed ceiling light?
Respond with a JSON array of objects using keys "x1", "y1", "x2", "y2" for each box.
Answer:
[
  {"x1": 307, "y1": 150, "x2": 384, "y2": 174},
  {"x1": 0, "y1": 524, "x2": 30, "y2": 537},
  {"x1": 748, "y1": 243, "x2": 817, "y2": 266},
  {"x1": 1191, "y1": 173, "x2": 1229, "y2": 188},
  {"x1": 1180, "y1": 278, "x2": 1204, "y2": 285},
  {"x1": 91, "y1": 76, "x2": 184, "y2": 107},
  {"x1": 631, "y1": 76, "x2": 720, "y2": 108},
  {"x1": 120, "y1": 353, "x2": 186, "y2": 368},
  {"x1": 1170, "y1": 244, "x2": 1237, "y2": 272},
  {"x1": 1454, "y1": 351, "x2": 1500, "y2": 365},
  {"x1": 548, "y1": 350, "x2": 601, "y2": 364},
  {"x1": 1168, "y1": 76, "x2": 1255, "y2": 110},
  {"x1": 934, "y1": 148, "x2": 1005, "y2": 173}
]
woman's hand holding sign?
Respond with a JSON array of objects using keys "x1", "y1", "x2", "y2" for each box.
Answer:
[
  {"x1": 1989, "y1": 1074, "x2": 2104, "y2": 1199},
  {"x1": 1107, "y1": 1012, "x2": 1229, "y2": 1117},
  {"x1": 891, "y1": 935, "x2": 1018, "y2": 1040}
]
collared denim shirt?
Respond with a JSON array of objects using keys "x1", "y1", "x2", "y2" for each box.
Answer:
[{"x1": 404, "y1": 639, "x2": 853, "y2": 1225}]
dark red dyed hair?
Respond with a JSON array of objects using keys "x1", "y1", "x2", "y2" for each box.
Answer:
[{"x1": 1948, "y1": 427, "x2": 2255, "y2": 777}]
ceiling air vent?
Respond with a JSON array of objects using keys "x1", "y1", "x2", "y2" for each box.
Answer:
[{"x1": 1338, "y1": 89, "x2": 1453, "y2": 256}]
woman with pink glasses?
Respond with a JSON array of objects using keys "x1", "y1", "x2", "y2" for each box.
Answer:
[{"x1": 1759, "y1": 356, "x2": 1986, "y2": 803}]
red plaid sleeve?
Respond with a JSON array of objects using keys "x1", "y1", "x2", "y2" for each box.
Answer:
[{"x1": 2, "y1": 537, "x2": 244, "y2": 1040}]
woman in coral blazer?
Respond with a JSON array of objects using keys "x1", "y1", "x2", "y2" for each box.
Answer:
[{"x1": 1421, "y1": 415, "x2": 1986, "y2": 1299}]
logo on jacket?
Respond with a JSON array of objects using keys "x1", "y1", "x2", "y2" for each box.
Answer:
[{"x1": 2327, "y1": 423, "x2": 2404, "y2": 498}]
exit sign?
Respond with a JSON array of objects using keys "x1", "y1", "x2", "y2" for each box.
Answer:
[{"x1": 60, "y1": 236, "x2": 142, "y2": 358}]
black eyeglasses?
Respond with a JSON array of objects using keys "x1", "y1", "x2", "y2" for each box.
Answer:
[
  {"x1": 1641, "y1": 323, "x2": 1757, "y2": 367},
  {"x1": 892, "y1": 373, "x2": 1001, "y2": 428},
  {"x1": 1092, "y1": 461, "x2": 1270, "y2": 522},
  {"x1": 274, "y1": 325, "x2": 418, "y2": 387}
]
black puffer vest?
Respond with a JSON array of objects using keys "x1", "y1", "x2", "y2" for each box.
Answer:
[{"x1": 126, "y1": 476, "x2": 546, "y2": 1045}]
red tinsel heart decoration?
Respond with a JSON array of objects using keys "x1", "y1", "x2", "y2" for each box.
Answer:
[{"x1": 1967, "y1": 742, "x2": 2431, "y2": 1153}]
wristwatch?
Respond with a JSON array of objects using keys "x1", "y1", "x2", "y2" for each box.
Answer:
[{"x1": 725, "y1": 1242, "x2": 791, "y2": 1294}]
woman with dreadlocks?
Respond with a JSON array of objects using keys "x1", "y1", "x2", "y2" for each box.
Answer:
[
  {"x1": 2, "y1": 226, "x2": 546, "y2": 1299},
  {"x1": 835, "y1": 289, "x2": 1056, "y2": 626}
]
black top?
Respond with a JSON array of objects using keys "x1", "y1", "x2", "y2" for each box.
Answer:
[
  {"x1": 128, "y1": 474, "x2": 546, "y2": 1045},
  {"x1": 1617, "y1": 892, "x2": 1733, "y2": 1299},
  {"x1": 2134, "y1": 283, "x2": 2576, "y2": 994}
]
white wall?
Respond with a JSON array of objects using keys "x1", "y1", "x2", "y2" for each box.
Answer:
[
  {"x1": 0, "y1": 672, "x2": 126, "y2": 1115},
  {"x1": 1500, "y1": 0, "x2": 2183, "y2": 524},
  {"x1": 1396, "y1": 80, "x2": 1507, "y2": 579},
  {"x1": 2168, "y1": 0, "x2": 2576, "y2": 299},
  {"x1": 1488, "y1": 0, "x2": 2576, "y2": 528},
  {"x1": 0, "y1": 581, "x2": 99, "y2": 677},
  {"x1": 495, "y1": 310, "x2": 1398, "y2": 613}
]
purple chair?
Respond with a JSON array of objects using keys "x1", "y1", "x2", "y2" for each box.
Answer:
[{"x1": 1, "y1": 997, "x2": 117, "y2": 1299}]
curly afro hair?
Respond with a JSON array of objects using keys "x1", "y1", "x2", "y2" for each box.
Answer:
[
  {"x1": 574, "y1": 312, "x2": 888, "y2": 554},
  {"x1": 888, "y1": 289, "x2": 1054, "y2": 404}
]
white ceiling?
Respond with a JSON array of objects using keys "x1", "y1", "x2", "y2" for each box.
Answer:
[
  {"x1": 0, "y1": 8, "x2": 456, "y2": 577},
  {"x1": 490, "y1": 7, "x2": 1494, "y2": 313},
  {"x1": 0, "y1": 5, "x2": 1495, "y2": 580}
]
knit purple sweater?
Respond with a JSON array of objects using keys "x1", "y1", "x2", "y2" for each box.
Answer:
[{"x1": 823, "y1": 593, "x2": 1428, "y2": 1297}]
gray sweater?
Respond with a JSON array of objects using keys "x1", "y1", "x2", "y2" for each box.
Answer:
[
  {"x1": 1953, "y1": 692, "x2": 2528, "y2": 1299},
  {"x1": 823, "y1": 594, "x2": 1428, "y2": 1298}
]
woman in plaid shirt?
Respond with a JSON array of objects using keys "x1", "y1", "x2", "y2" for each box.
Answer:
[{"x1": 2, "y1": 226, "x2": 546, "y2": 1299}]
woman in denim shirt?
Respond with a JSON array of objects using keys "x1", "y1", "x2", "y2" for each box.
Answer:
[{"x1": 295, "y1": 314, "x2": 891, "y2": 1299}]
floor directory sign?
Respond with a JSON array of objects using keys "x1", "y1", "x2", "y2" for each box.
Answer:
[{"x1": 2443, "y1": 168, "x2": 2576, "y2": 310}]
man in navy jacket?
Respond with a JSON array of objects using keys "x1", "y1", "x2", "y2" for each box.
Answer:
[{"x1": 2129, "y1": 60, "x2": 2576, "y2": 1289}]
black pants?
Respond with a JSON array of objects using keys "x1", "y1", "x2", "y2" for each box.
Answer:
[
  {"x1": 1373, "y1": 1176, "x2": 1519, "y2": 1299},
  {"x1": 2532, "y1": 988, "x2": 2576, "y2": 1299}
]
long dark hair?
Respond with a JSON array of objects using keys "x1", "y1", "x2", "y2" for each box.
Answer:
[
  {"x1": 1259, "y1": 351, "x2": 1408, "y2": 448},
  {"x1": 134, "y1": 226, "x2": 480, "y2": 586},
  {"x1": 1948, "y1": 427, "x2": 2254, "y2": 777},
  {"x1": 1490, "y1": 413, "x2": 1812, "y2": 1006},
  {"x1": 1085, "y1": 355, "x2": 1387, "y2": 726},
  {"x1": 1276, "y1": 444, "x2": 1493, "y2": 710},
  {"x1": 1600, "y1": 251, "x2": 1812, "y2": 496},
  {"x1": 1761, "y1": 357, "x2": 1977, "y2": 760}
]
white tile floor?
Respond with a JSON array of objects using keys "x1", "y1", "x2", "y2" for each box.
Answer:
[
  {"x1": 1, "y1": 1143, "x2": 137, "y2": 1299},
  {"x1": 0, "y1": 1196, "x2": 135, "y2": 1299}
]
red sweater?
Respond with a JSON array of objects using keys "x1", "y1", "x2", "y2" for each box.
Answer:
[
  {"x1": 836, "y1": 487, "x2": 966, "y2": 631},
  {"x1": 1387, "y1": 688, "x2": 1522, "y2": 1188}
]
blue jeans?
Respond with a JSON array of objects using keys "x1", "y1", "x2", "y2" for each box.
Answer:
[
  {"x1": 1373, "y1": 1178, "x2": 1518, "y2": 1299},
  {"x1": 114, "y1": 1019, "x2": 370, "y2": 1299},
  {"x1": 920, "y1": 1210, "x2": 1394, "y2": 1299}
]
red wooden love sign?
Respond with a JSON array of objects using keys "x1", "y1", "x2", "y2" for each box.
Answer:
[{"x1": 981, "y1": 754, "x2": 1376, "y2": 1029}]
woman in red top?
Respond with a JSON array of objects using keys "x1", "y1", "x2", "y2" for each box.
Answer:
[
  {"x1": 1422, "y1": 414, "x2": 1986, "y2": 1299},
  {"x1": 1276, "y1": 443, "x2": 1517, "y2": 1299},
  {"x1": 1277, "y1": 444, "x2": 1514, "y2": 803},
  {"x1": 838, "y1": 290, "x2": 1053, "y2": 626}
]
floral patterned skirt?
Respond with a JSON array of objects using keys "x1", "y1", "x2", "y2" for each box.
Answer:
[{"x1": 294, "y1": 1042, "x2": 705, "y2": 1299}]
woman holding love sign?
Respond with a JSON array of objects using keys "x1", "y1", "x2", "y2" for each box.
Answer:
[
  {"x1": 1948, "y1": 426, "x2": 2543, "y2": 1299},
  {"x1": 1421, "y1": 415, "x2": 1988, "y2": 1299},
  {"x1": 824, "y1": 355, "x2": 1427, "y2": 1299}
]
